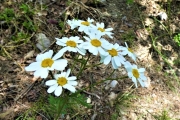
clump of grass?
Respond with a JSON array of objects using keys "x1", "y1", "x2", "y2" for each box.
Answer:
[
  {"x1": 1, "y1": 3, "x2": 37, "y2": 43},
  {"x1": 121, "y1": 30, "x2": 136, "y2": 46},
  {"x1": 111, "y1": 91, "x2": 136, "y2": 120},
  {"x1": 0, "y1": 8, "x2": 15, "y2": 23},
  {"x1": 173, "y1": 33, "x2": 180, "y2": 46},
  {"x1": 153, "y1": 110, "x2": 171, "y2": 120}
]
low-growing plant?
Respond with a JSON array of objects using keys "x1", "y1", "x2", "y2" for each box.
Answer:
[
  {"x1": 20, "y1": 4, "x2": 34, "y2": 16},
  {"x1": 25, "y1": 17, "x2": 148, "y2": 119},
  {"x1": 173, "y1": 33, "x2": 180, "y2": 46},
  {"x1": 153, "y1": 110, "x2": 171, "y2": 120},
  {"x1": 11, "y1": 32, "x2": 29, "y2": 42},
  {"x1": 121, "y1": 30, "x2": 136, "y2": 46},
  {"x1": 0, "y1": 8, "x2": 15, "y2": 23},
  {"x1": 111, "y1": 91, "x2": 136, "y2": 120},
  {"x1": 126, "y1": 0, "x2": 134, "y2": 4},
  {"x1": 47, "y1": 92, "x2": 91, "y2": 119}
]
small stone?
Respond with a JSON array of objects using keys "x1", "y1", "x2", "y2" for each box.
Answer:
[
  {"x1": 36, "y1": 33, "x2": 51, "y2": 52},
  {"x1": 158, "y1": 12, "x2": 168, "y2": 21},
  {"x1": 87, "y1": 97, "x2": 91, "y2": 103},
  {"x1": 109, "y1": 80, "x2": 118, "y2": 88}
]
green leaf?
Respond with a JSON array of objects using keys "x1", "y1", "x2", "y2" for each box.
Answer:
[
  {"x1": 70, "y1": 93, "x2": 92, "y2": 108},
  {"x1": 126, "y1": 0, "x2": 134, "y2": 4}
]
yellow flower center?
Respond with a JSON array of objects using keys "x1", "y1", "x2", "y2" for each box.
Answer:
[
  {"x1": 128, "y1": 48, "x2": 133, "y2": 53},
  {"x1": 66, "y1": 40, "x2": 77, "y2": 47},
  {"x1": 98, "y1": 27, "x2": 105, "y2": 32},
  {"x1": 81, "y1": 21, "x2": 90, "y2": 26},
  {"x1": 91, "y1": 39, "x2": 101, "y2": 47},
  {"x1": 57, "y1": 77, "x2": 67, "y2": 86},
  {"x1": 41, "y1": 58, "x2": 54, "y2": 68},
  {"x1": 108, "y1": 48, "x2": 118, "y2": 57},
  {"x1": 132, "y1": 69, "x2": 139, "y2": 78}
]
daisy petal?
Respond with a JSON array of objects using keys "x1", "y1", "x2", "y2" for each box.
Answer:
[
  {"x1": 132, "y1": 64, "x2": 138, "y2": 69},
  {"x1": 68, "y1": 81, "x2": 78, "y2": 86},
  {"x1": 45, "y1": 80, "x2": 57, "y2": 86},
  {"x1": 66, "y1": 69, "x2": 71, "y2": 78},
  {"x1": 114, "y1": 56, "x2": 121, "y2": 66},
  {"x1": 63, "y1": 84, "x2": 76, "y2": 93},
  {"x1": 36, "y1": 54, "x2": 43, "y2": 61},
  {"x1": 68, "y1": 47, "x2": 77, "y2": 52},
  {"x1": 138, "y1": 78, "x2": 145, "y2": 87},
  {"x1": 104, "y1": 55, "x2": 111, "y2": 65},
  {"x1": 52, "y1": 59, "x2": 68, "y2": 71},
  {"x1": 47, "y1": 84, "x2": 58, "y2": 93},
  {"x1": 132, "y1": 77, "x2": 137, "y2": 88},
  {"x1": 34, "y1": 69, "x2": 49, "y2": 78},
  {"x1": 139, "y1": 68, "x2": 145, "y2": 72},
  {"x1": 140, "y1": 74, "x2": 147, "y2": 81},
  {"x1": 43, "y1": 50, "x2": 53, "y2": 58},
  {"x1": 98, "y1": 47, "x2": 106, "y2": 56},
  {"x1": 112, "y1": 58, "x2": 119, "y2": 69},
  {"x1": 121, "y1": 50, "x2": 128, "y2": 55},
  {"x1": 52, "y1": 48, "x2": 67, "y2": 60},
  {"x1": 61, "y1": 37, "x2": 68, "y2": 43},
  {"x1": 92, "y1": 48, "x2": 98, "y2": 55},
  {"x1": 106, "y1": 28, "x2": 113, "y2": 31},
  {"x1": 54, "y1": 86, "x2": 62, "y2": 96},
  {"x1": 77, "y1": 48, "x2": 86, "y2": 55},
  {"x1": 67, "y1": 76, "x2": 77, "y2": 81},
  {"x1": 25, "y1": 62, "x2": 40, "y2": 71},
  {"x1": 128, "y1": 71, "x2": 133, "y2": 78},
  {"x1": 56, "y1": 41, "x2": 66, "y2": 46}
]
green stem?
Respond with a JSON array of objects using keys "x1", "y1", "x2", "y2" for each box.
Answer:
[
  {"x1": 77, "y1": 53, "x2": 91, "y2": 78},
  {"x1": 79, "y1": 76, "x2": 128, "y2": 92},
  {"x1": 71, "y1": 54, "x2": 80, "y2": 72},
  {"x1": 85, "y1": 62, "x2": 103, "y2": 68},
  {"x1": 107, "y1": 69, "x2": 115, "y2": 78}
]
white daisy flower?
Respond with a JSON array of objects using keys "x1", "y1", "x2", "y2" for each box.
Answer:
[
  {"x1": 126, "y1": 64, "x2": 147, "y2": 87},
  {"x1": 53, "y1": 36, "x2": 86, "y2": 60},
  {"x1": 76, "y1": 17, "x2": 94, "y2": 34},
  {"x1": 45, "y1": 69, "x2": 77, "y2": 96},
  {"x1": 25, "y1": 50, "x2": 68, "y2": 78},
  {"x1": 90, "y1": 22, "x2": 113, "y2": 38},
  {"x1": 100, "y1": 43, "x2": 126, "y2": 69},
  {"x1": 67, "y1": 19, "x2": 79, "y2": 30},
  {"x1": 80, "y1": 32, "x2": 109, "y2": 56},
  {"x1": 121, "y1": 42, "x2": 137, "y2": 61}
]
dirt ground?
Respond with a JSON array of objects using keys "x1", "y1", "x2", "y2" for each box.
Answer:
[{"x1": 0, "y1": 0, "x2": 180, "y2": 119}]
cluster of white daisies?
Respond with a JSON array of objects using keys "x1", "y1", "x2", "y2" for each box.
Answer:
[{"x1": 25, "y1": 18, "x2": 148, "y2": 97}]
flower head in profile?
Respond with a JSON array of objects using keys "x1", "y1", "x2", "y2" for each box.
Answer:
[
  {"x1": 91, "y1": 22, "x2": 113, "y2": 38},
  {"x1": 25, "y1": 50, "x2": 68, "y2": 78},
  {"x1": 125, "y1": 64, "x2": 147, "y2": 87},
  {"x1": 53, "y1": 36, "x2": 86, "y2": 60},
  {"x1": 121, "y1": 42, "x2": 137, "y2": 61},
  {"x1": 45, "y1": 69, "x2": 77, "y2": 96},
  {"x1": 80, "y1": 32, "x2": 109, "y2": 56},
  {"x1": 100, "y1": 43, "x2": 126, "y2": 69},
  {"x1": 67, "y1": 19, "x2": 79, "y2": 30}
]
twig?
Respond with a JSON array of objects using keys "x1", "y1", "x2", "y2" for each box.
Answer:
[
  {"x1": 77, "y1": 87, "x2": 100, "y2": 99},
  {"x1": 2, "y1": 47, "x2": 23, "y2": 71},
  {"x1": 14, "y1": 81, "x2": 36, "y2": 102}
]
